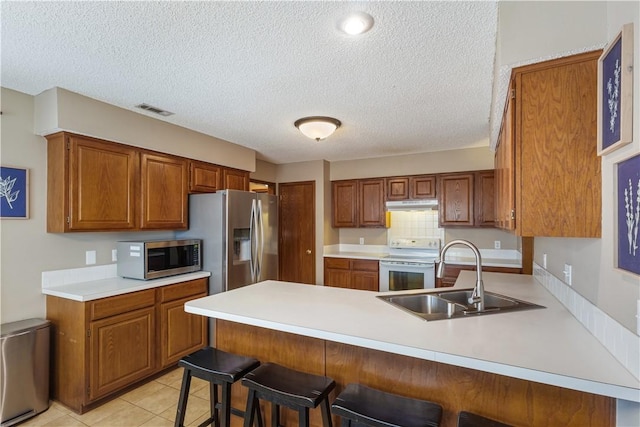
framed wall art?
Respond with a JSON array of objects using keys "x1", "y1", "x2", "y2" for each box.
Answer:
[
  {"x1": 597, "y1": 23, "x2": 634, "y2": 156},
  {"x1": 0, "y1": 166, "x2": 29, "y2": 219},
  {"x1": 616, "y1": 153, "x2": 640, "y2": 276}
]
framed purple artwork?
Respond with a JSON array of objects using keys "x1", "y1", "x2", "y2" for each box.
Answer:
[
  {"x1": 597, "y1": 23, "x2": 634, "y2": 156},
  {"x1": 0, "y1": 166, "x2": 29, "y2": 219},
  {"x1": 617, "y1": 153, "x2": 640, "y2": 275}
]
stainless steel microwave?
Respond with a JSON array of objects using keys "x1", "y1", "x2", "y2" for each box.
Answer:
[{"x1": 117, "y1": 239, "x2": 202, "y2": 280}]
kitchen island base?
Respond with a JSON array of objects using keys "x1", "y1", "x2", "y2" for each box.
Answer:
[{"x1": 216, "y1": 320, "x2": 614, "y2": 427}]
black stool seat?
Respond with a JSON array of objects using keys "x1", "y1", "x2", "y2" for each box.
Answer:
[
  {"x1": 457, "y1": 411, "x2": 512, "y2": 427},
  {"x1": 175, "y1": 347, "x2": 260, "y2": 427},
  {"x1": 241, "y1": 362, "x2": 335, "y2": 427},
  {"x1": 331, "y1": 383, "x2": 443, "y2": 427}
]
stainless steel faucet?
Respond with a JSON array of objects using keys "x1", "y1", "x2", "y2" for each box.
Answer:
[{"x1": 436, "y1": 239, "x2": 485, "y2": 312}]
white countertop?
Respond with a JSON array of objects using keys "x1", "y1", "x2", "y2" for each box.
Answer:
[
  {"x1": 323, "y1": 245, "x2": 522, "y2": 268},
  {"x1": 42, "y1": 271, "x2": 211, "y2": 302},
  {"x1": 184, "y1": 272, "x2": 640, "y2": 402}
]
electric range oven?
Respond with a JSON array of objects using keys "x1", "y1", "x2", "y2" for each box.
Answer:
[{"x1": 379, "y1": 238, "x2": 440, "y2": 292}]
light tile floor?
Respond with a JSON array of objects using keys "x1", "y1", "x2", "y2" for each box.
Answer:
[{"x1": 21, "y1": 368, "x2": 214, "y2": 427}]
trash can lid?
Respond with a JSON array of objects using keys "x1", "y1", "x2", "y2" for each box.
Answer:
[{"x1": 0, "y1": 318, "x2": 51, "y2": 337}]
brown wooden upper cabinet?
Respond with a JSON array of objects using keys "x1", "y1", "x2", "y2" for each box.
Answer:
[
  {"x1": 439, "y1": 172, "x2": 474, "y2": 226},
  {"x1": 439, "y1": 170, "x2": 494, "y2": 228},
  {"x1": 495, "y1": 51, "x2": 602, "y2": 237},
  {"x1": 139, "y1": 151, "x2": 188, "y2": 230},
  {"x1": 385, "y1": 175, "x2": 437, "y2": 201},
  {"x1": 46, "y1": 132, "x2": 139, "y2": 232},
  {"x1": 189, "y1": 160, "x2": 222, "y2": 193},
  {"x1": 332, "y1": 178, "x2": 385, "y2": 228},
  {"x1": 223, "y1": 167, "x2": 250, "y2": 191}
]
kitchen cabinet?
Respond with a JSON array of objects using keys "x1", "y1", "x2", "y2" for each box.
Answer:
[
  {"x1": 495, "y1": 51, "x2": 602, "y2": 237},
  {"x1": 385, "y1": 175, "x2": 437, "y2": 201},
  {"x1": 46, "y1": 278, "x2": 207, "y2": 414},
  {"x1": 439, "y1": 172, "x2": 474, "y2": 226},
  {"x1": 158, "y1": 280, "x2": 208, "y2": 368},
  {"x1": 474, "y1": 170, "x2": 495, "y2": 227},
  {"x1": 140, "y1": 151, "x2": 189, "y2": 229},
  {"x1": 439, "y1": 170, "x2": 494, "y2": 228},
  {"x1": 435, "y1": 264, "x2": 522, "y2": 288},
  {"x1": 189, "y1": 160, "x2": 222, "y2": 193},
  {"x1": 331, "y1": 179, "x2": 385, "y2": 228},
  {"x1": 46, "y1": 132, "x2": 139, "y2": 232},
  {"x1": 223, "y1": 167, "x2": 250, "y2": 191},
  {"x1": 324, "y1": 257, "x2": 379, "y2": 291}
]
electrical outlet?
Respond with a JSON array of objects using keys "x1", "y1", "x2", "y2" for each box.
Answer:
[
  {"x1": 359, "y1": 237, "x2": 364, "y2": 245},
  {"x1": 542, "y1": 253, "x2": 547, "y2": 269},
  {"x1": 112, "y1": 249, "x2": 118, "y2": 262},
  {"x1": 563, "y1": 263, "x2": 572, "y2": 286},
  {"x1": 86, "y1": 250, "x2": 96, "y2": 265},
  {"x1": 494, "y1": 240, "x2": 501, "y2": 249}
]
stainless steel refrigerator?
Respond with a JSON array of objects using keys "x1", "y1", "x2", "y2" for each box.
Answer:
[{"x1": 178, "y1": 190, "x2": 278, "y2": 295}]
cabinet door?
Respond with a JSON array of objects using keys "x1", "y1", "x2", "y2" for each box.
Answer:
[
  {"x1": 223, "y1": 168, "x2": 249, "y2": 191},
  {"x1": 67, "y1": 135, "x2": 138, "y2": 231},
  {"x1": 351, "y1": 271, "x2": 379, "y2": 291},
  {"x1": 517, "y1": 52, "x2": 600, "y2": 237},
  {"x1": 140, "y1": 152, "x2": 188, "y2": 229},
  {"x1": 332, "y1": 180, "x2": 358, "y2": 227},
  {"x1": 475, "y1": 171, "x2": 495, "y2": 227},
  {"x1": 324, "y1": 258, "x2": 352, "y2": 287},
  {"x1": 439, "y1": 173, "x2": 474, "y2": 226},
  {"x1": 89, "y1": 307, "x2": 155, "y2": 401},
  {"x1": 385, "y1": 177, "x2": 410, "y2": 201},
  {"x1": 495, "y1": 88, "x2": 516, "y2": 231},
  {"x1": 189, "y1": 160, "x2": 221, "y2": 193},
  {"x1": 358, "y1": 179, "x2": 385, "y2": 227},
  {"x1": 159, "y1": 294, "x2": 207, "y2": 368},
  {"x1": 410, "y1": 175, "x2": 437, "y2": 199}
]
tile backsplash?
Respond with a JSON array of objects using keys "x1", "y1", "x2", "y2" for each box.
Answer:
[
  {"x1": 533, "y1": 263, "x2": 640, "y2": 380},
  {"x1": 388, "y1": 210, "x2": 444, "y2": 240}
]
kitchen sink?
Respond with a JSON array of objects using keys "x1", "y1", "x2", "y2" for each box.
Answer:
[{"x1": 377, "y1": 288, "x2": 544, "y2": 321}]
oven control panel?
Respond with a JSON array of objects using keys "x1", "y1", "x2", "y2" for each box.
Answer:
[{"x1": 389, "y1": 238, "x2": 441, "y2": 249}]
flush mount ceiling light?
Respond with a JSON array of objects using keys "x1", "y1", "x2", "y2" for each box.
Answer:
[
  {"x1": 339, "y1": 12, "x2": 374, "y2": 35},
  {"x1": 294, "y1": 116, "x2": 342, "y2": 141}
]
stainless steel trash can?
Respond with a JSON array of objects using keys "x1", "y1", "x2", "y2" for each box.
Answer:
[{"x1": 0, "y1": 318, "x2": 51, "y2": 427}]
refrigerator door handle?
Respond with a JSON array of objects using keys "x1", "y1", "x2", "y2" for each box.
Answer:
[
  {"x1": 257, "y1": 199, "x2": 265, "y2": 281},
  {"x1": 249, "y1": 199, "x2": 257, "y2": 282}
]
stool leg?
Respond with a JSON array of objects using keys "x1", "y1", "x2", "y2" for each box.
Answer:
[
  {"x1": 298, "y1": 408, "x2": 309, "y2": 427},
  {"x1": 271, "y1": 403, "x2": 279, "y2": 427},
  {"x1": 320, "y1": 398, "x2": 332, "y2": 427},
  {"x1": 243, "y1": 389, "x2": 257, "y2": 427},
  {"x1": 174, "y1": 369, "x2": 192, "y2": 427},
  {"x1": 220, "y1": 382, "x2": 232, "y2": 427},
  {"x1": 211, "y1": 381, "x2": 219, "y2": 427}
]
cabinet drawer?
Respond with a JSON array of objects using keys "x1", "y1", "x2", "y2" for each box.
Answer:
[
  {"x1": 90, "y1": 289, "x2": 156, "y2": 321},
  {"x1": 351, "y1": 259, "x2": 379, "y2": 272},
  {"x1": 158, "y1": 278, "x2": 208, "y2": 303},
  {"x1": 324, "y1": 258, "x2": 351, "y2": 270}
]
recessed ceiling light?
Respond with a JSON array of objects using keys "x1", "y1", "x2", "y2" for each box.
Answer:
[{"x1": 340, "y1": 12, "x2": 374, "y2": 35}]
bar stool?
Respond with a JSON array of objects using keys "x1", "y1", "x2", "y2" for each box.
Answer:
[
  {"x1": 331, "y1": 383, "x2": 443, "y2": 427},
  {"x1": 175, "y1": 347, "x2": 260, "y2": 427},
  {"x1": 457, "y1": 411, "x2": 512, "y2": 427},
  {"x1": 241, "y1": 362, "x2": 336, "y2": 427}
]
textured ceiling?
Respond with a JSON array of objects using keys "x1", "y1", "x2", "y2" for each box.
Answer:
[{"x1": 1, "y1": 1, "x2": 498, "y2": 164}]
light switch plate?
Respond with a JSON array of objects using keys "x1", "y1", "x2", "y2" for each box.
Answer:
[{"x1": 112, "y1": 249, "x2": 118, "y2": 262}]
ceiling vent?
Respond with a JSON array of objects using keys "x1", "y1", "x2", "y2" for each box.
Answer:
[{"x1": 135, "y1": 103, "x2": 174, "y2": 117}]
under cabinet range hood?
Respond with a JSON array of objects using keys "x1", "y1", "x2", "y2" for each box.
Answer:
[{"x1": 385, "y1": 200, "x2": 438, "y2": 211}]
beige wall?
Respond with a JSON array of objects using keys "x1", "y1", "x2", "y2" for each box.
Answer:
[
  {"x1": 330, "y1": 146, "x2": 494, "y2": 180},
  {"x1": 498, "y1": 1, "x2": 640, "y2": 335},
  {"x1": 34, "y1": 87, "x2": 256, "y2": 171}
]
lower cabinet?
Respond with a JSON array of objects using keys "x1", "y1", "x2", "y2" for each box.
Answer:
[
  {"x1": 324, "y1": 258, "x2": 379, "y2": 291},
  {"x1": 47, "y1": 278, "x2": 208, "y2": 414},
  {"x1": 435, "y1": 264, "x2": 522, "y2": 287}
]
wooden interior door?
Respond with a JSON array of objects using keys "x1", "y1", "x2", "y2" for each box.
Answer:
[{"x1": 278, "y1": 181, "x2": 315, "y2": 284}]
